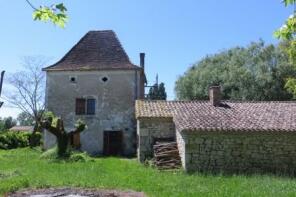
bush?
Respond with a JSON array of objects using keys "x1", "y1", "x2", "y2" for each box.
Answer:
[
  {"x1": 69, "y1": 152, "x2": 93, "y2": 162},
  {"x1": 40, "y1": 146, "x2": 93, "y2": 162},
  {"x1": 0, "y1": 132, "x2": 41, "y2": 150}
]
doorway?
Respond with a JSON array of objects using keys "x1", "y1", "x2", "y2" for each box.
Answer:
[{"x1": 103, "y1": 130, "x2": 123, "y2": 156}]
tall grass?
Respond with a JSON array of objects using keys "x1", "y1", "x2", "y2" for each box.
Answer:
[{"x1": 1, "y1": 148, "x2": 296, "y2": 197}]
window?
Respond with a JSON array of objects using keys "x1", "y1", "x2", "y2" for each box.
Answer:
[
  {"x1": 76, "y1": 98, "x2": 86, "y2": 115},
  {"x1": 70, "y1": 76, "x2": 77, "y2": 83},
  {"x1": 101, "y1": 76, "x2": 108, "y2": 82},
  {"x1": 87, "y1": 99, "x2": 96, "y2": 115},
  {"x1": 75, "y1": 98, "x2": 96, "y2": 115}
]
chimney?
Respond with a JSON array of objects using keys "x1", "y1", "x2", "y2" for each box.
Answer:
[
  {"x1": 209, "y1": 86, "x2": 221, "y2": 106},
  {"x1": 140, "y1": 53, "x2": 145, "y2": 70}
]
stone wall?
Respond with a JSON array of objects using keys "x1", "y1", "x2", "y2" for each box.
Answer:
[
  {"x1": 180, "y1": 132, "x2": 296, "y2": 174},
  {"x1": 176, "y1": 130, "x2": 185, "y2": 167},
  {"x1": 137, "y1": 118, "x2": 175, "y2": 162},
  {"x1": 45, "y1": 70, "x2": 143, "y2": 155}
]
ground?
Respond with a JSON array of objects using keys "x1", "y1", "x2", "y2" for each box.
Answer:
[{"x1": 1, "y1": 149, "x2": 296, "y2": 196}]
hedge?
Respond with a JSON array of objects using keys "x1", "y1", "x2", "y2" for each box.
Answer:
[{"x1": 0, "y1": 131, "x2": 41, "y2": 150}]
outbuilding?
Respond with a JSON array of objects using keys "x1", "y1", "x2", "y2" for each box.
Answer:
[{"x1": 136, "y1": 86, "x2": 296, "y2": 174}]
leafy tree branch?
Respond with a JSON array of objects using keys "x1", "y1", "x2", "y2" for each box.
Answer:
[{"x1": 25, "y1": 0, "x2": 68, "y2": 28}]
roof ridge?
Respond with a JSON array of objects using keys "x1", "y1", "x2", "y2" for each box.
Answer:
[{"x1": 137, "y1": 99, "x2": 296, "y2": 103}]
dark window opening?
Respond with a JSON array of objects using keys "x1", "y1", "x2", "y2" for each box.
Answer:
[
  {"x1": 75, "y1": 98, "x2": 96, "y2": 115},
  {"x1": 76, "y1": 98, "x2": 86, "y2": 115},
  {"x1": 70, "y1": 77, "x2": 76, "y2": 83},
  {"x1": 70, "y1": 133, "x2": 81, "y2": 149},
  {"x1": 102, "y1": 77, "x2": 108, "y2": 82},
  {"x1": 87, "y1": 99, "x2": 96, "y2": 115}
]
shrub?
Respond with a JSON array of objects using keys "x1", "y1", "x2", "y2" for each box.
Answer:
[
  {"x1": 69, "y1": 152, "x2": 93, "y2": 162},
  {"x1": 0, "y1": 132, "x2": 41, "y2": 150},
  {"x1": 40, "y1": 146, "x2": 93, "y2": 162}
]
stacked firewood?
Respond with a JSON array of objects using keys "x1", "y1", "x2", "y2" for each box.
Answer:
[{"x1": 153, "y1": 142, "x2": 182, "y2": 170}]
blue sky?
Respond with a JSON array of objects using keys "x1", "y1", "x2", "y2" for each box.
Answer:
[{"x1": 0, "y1": 0, "x2": 292, "y2": 118}]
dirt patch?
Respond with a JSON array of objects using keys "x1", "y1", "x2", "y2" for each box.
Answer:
[{"x1": 7, "y1": 188, "x2": 146, "y2": 197}]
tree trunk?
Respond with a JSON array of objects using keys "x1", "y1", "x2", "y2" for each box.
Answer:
[{"x1": 41, "y1": 117, "x2": 85, "y2": 158}]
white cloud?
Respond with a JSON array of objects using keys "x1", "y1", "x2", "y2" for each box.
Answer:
[{"x1": 0, "y1": 105, "x2": 21, "y2": 118}]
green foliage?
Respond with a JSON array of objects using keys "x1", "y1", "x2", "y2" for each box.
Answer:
[
  {"x1": 283, "y1": 0, "x2": 296, "y2": 7},
  {"x1": 0, "y1": 132, "x2": 41, "y2": 150},
  {"x1": 175, "y1": 41, "x2": 296, "y2": 100},
  {"x1": 41, "y1": 111, "x2": 86, "y2": 157},
  {"x1": 17, "y1": 112, "x2": 34, "y2": 126},
  {"x1": 275, "y1": 0, "x2": 296, "y2": 97},
  {"x1": 40, "y1": 146, "x2": 92, "y2": 162},
  {"x1": 274, "y1": 14, "x2": 296, "y2": 40},
  {"x1": 32, "y1": 3, "x2": 68, "y2": 28},
  {"x1": 69, "y1": 152, "x2": 93, "y2": 162},
  {"x1": 2, "y1": 148, "x2": 296, "y2": 196},
  {"x1": 40, "y1": 146, "x2": 59, "y2": 160},
  {"x1": 147, "y1": 82, "x2": 167, "y2": 100},
  {"x1": 0, "y1": 117, "x2": 17, "y2": 131}
]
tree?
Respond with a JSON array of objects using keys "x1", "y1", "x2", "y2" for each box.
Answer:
[
  {"x1": 0, "y1": 117, "x2": 17, "y2": 131},
  {"x1": 175, "y1": 41, "x2": 296, "y2": 101},
  {"x1": 41, "y1": 112, "x2": 86, "y2": 157},
  {"x1": 274, "y1": 0, "x2": 296, "y2": 98},
  {"x1": 25, "y1": 0, "x2": 68, "y2": 28},
  {"x1": 5, "y1": 56, "x2": 47, "y2": 139},
  {"x1": 17, "y1": 111, "x2": 34, "y2": 126},
  {"x1": 4, "y1": 117, "x2": 17, "y2": 130},
  {"x1": 147, "y1": 82, "x2": 167, "y2": 100}
]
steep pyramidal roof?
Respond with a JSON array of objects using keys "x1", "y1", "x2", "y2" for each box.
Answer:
[{"x1": 43, "y1": 30, "x2": 141, "y2": 71}]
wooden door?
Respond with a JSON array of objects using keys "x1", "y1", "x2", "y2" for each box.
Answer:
[{"x1": 103, "y1": 131, "x2": 123, "y2": 156}]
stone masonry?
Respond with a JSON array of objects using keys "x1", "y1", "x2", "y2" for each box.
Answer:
[
  {"x1": 45, "y1": 70, "x2": 143, "y2": 155},
  {"x1": 179, "y1": 132, "x2": 296, "y2": 174},
  {"x1": 137, "y1": 118, "x2": 175, "y2": 162}
]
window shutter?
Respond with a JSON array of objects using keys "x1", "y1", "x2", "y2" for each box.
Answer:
[
  {"x1": 87, "y1": 99, "x2": 96, "y2": 115},
  {"x1": 76, "y1": 98, "x2": 86, "y2": 115}
]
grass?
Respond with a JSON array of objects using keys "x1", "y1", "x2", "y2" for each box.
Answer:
[{"x1": 1, "y1": 149, "x2": 296, "y2": 197}]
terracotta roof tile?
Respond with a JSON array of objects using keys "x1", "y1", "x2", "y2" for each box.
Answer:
[
  {"x1": 43, "y1": 30, "x2": 142, "y2": 71},
  {"x1": 9, "y1": 126, "x2": 33, "y2": 132},
  {"x1": 136, "y1": 100, "x2": 296, "y2": 133}
]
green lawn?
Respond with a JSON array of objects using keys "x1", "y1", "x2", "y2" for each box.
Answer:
[{"x1": 1, "y1": 149, "x2": 296, "y2": 197}]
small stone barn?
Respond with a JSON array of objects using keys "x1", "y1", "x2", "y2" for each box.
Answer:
[{"x1": 136, "y1": 86, "x2": 296, "y2": 174}]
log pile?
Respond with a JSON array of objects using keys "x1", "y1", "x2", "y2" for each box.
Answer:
[{"x1": 153, "y1": 142, "x2": 182, "y2": 170}]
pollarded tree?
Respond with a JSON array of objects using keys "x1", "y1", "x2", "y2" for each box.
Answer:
[{"x1": 41, "y1": 112, "x2": 86, "y2": 157}]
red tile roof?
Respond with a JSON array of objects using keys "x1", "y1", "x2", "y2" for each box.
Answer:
[
  {"x1": 136, "y1": 100, "x2": 296, "y2": 133},
  {"x1": 9, "y1": 126, "x2": 33, "y2": 132},
  {"x1": 43, "y1": 30, "x2": 142, "y2": 71}
]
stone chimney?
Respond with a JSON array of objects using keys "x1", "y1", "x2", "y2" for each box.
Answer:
[
  {"x1": 140, "y1": 53, "x2": 145, "y2": 70},
  {"x1": 209, "y1": 86, "x2": 221, "y2": 106}
]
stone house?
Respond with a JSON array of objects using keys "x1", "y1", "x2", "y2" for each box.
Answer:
[
  {"x1": 43, "y1": 30, "x2": 146, "y2": 156},
  {"x1": 136, "y1": 86, "x2": 296, "y2": 174}
]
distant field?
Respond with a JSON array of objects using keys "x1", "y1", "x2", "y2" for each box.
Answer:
[{"x1": 1, "y1": 148, "x2": 296, "y2": 197}]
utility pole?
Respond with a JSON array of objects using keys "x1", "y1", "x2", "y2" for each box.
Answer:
[{"x1": 0, "y1": 71, "x2": 5, "y2": 108}]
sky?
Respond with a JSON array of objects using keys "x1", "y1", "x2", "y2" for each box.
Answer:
[{"x1": 0, "y1": 0, "x2": 292, "y2": 118}]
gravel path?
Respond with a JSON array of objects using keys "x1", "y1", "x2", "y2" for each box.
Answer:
[{"x1": 7, "y1": 188, "x2": 146, "y2": 197}]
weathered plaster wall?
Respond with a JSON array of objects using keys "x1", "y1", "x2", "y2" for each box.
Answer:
[
  {"x1": 45, "y1": 70, "x2": 143, "y2": 155},
  {"x1": 137, "y1": 118, "x2": 175, "y2": 162},
  {"x1": 180, "y1": 132, "x2": 296, "y2": 174}
]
